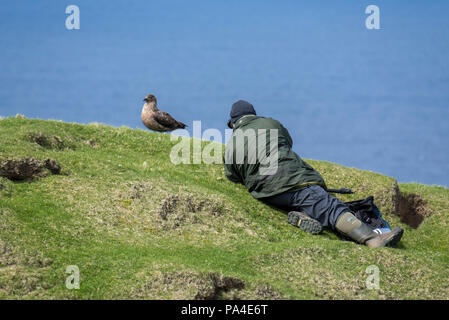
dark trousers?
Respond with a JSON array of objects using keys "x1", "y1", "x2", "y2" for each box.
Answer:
[{"x1": 262, "y1": 185, "x2": 351, "y2": 230}]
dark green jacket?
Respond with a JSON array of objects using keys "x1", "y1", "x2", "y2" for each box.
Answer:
[{"x1": 224, "y1": 115, "x2": 326, "y2": 198}]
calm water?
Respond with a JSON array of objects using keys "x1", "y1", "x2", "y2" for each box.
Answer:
[{"x1": 1, "y1": 0, "x2": 448, "y2": 186}]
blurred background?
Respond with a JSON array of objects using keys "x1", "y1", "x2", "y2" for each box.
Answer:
[{"x1": 0, "y1": 0, "x2": 448, "y2": 186}]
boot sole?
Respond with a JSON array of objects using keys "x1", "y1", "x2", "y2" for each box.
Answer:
[
  {"x1": 366, "y1": 227, "x2": 404, "y2": 248},
  {"x1": 385, "y1": 227, "x2": 404, "y2": 248},
  {"x1": 287, "y1": 211, "x2": 323, "y2": 235}
]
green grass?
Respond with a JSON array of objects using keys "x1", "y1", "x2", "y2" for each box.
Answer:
[{"x1": 0, "y1": 116, "x2": 448, "y2": 299}]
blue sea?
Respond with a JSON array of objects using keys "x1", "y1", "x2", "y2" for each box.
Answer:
[{"x1": 1, "y1": 0, "x2": 448, "y2": 186}]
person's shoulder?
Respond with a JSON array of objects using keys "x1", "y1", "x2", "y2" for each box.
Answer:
[
  {"x1": 241, "y1": 116, "x2": 282, "y2": 129},
  {"x1": 259, "y1": 117, "x2": 283, "y2": 127}
]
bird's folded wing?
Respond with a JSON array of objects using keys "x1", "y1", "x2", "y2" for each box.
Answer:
[{"x1": 153, "y1": 111, "x2": 179, "y2": 128}]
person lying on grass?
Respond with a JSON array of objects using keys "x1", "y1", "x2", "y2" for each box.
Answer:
[{"x1": 223, "y1": 100, "x2": 404, "y2": 248}]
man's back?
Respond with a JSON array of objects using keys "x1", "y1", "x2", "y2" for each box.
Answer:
[
  {"x1": 223, "y1": 101, "x2": 404, "y2": 248},
  {"x1": 224, "y1": 115, "x2": 326, "y2": 198}
]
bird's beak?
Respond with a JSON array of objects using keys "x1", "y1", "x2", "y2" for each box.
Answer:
[{"x1": 143, "y1": 99, "x2": 147, "y2": 102}]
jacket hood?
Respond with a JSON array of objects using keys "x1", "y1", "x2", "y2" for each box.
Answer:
[{"x1": 227, "y1": 100, "x2": 256, "y2": 128}]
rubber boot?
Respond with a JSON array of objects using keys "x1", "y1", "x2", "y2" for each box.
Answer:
[
  {"x1": 287, "y1": 211, "x2": 323, "y2": 235},
  {"x1": 335, "y1": 212, "x2": 403, "y2": 248},
  {"x1": 365, "y1": 227, "x2": 404, "y2": 248}
]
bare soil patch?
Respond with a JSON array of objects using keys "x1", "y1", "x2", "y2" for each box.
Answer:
[
  {"x1": 0, "y1": 158, "x2": 61, "y2": 181},
  {"x1": 194, "y1": 273, "x2": 245, "y2": 300},
  {"x1": 392, "y1": 182, "x2": 432, "y2": 228},
  {"x1": 133, "y1": 270, "x2": 245, "y2": 299},
  {"x1": 27, "y1": 132, "x2": 72, "y2": 150},
  {"x1": 158, "y1": 194, "x2": 225, "y2": 229}
]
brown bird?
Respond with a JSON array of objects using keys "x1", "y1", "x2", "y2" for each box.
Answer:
[{"x1": 141, "y1": 94, "x2": 187, "y2": 132}]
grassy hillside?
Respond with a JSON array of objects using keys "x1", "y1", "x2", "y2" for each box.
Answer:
[{"x1": 0, "y1": 116, "x2": 448, "y2": 299}]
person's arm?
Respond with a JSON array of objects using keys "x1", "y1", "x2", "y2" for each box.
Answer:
[
  {"x1": 223, "y1": 137, "x2": 243, "y2": 184},
  {"x1": 279, "y1": 122, "x2": 293, "y2": 147},
  {"x1": 224, "y1": 163, "x2": 243, "y2": 184}
]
